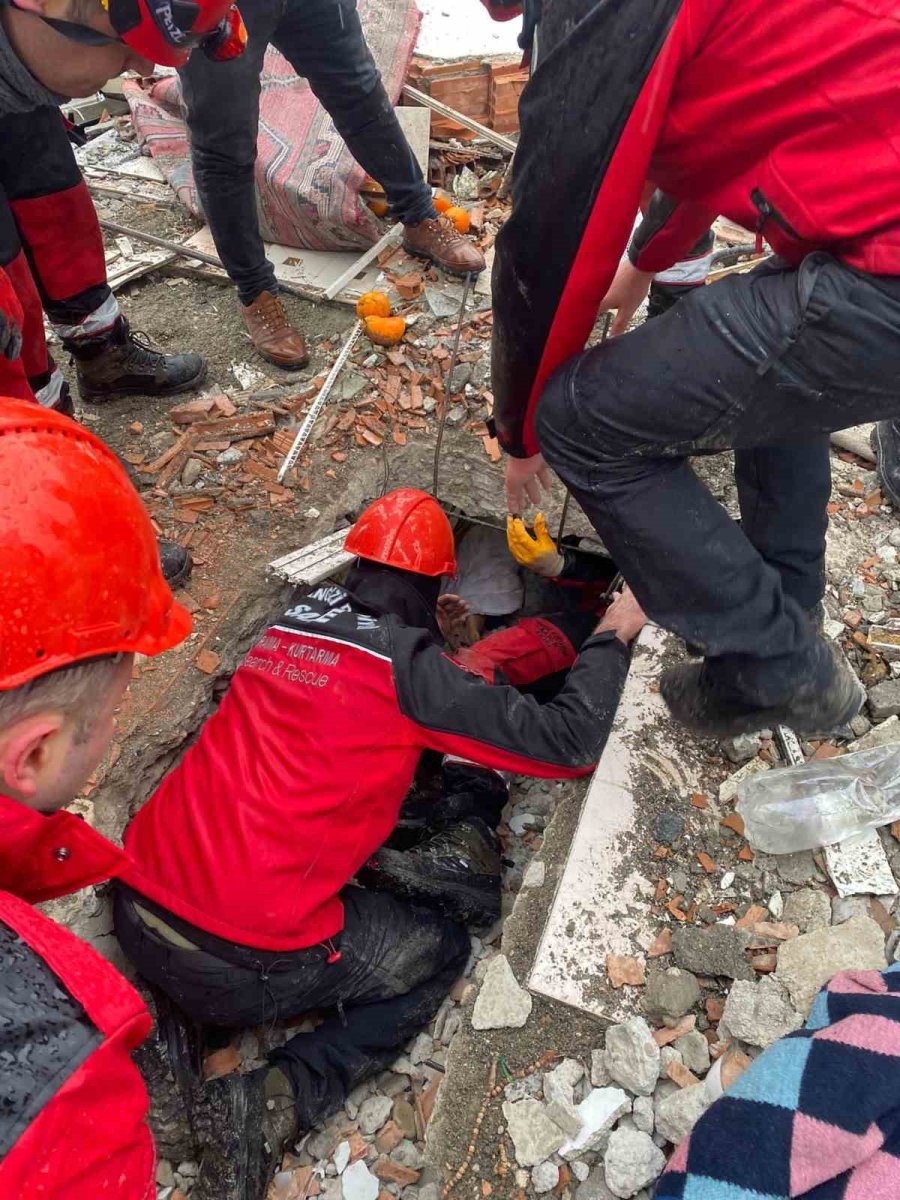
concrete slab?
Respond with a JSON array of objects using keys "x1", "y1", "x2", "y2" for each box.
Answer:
[{"x1": 529, "y1": 624, "x2": 705, "y2": 1022}]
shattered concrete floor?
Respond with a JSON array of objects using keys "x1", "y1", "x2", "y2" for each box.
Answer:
[{"x1": 50, "y1": 182, "x2": 900, "y2": 1200}]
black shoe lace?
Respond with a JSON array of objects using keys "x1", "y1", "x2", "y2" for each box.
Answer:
[{"x1": 122, "y1": 328, "x2": 166, "y2": 369}]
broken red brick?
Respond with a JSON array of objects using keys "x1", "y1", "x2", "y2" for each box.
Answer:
[
  {"x1": 691, "y1": 792, "x2": 709, "y2": 809},
  {"x1": 705, "y1": 996, "x2": 725, "y2": 1023},
  {"x1": 812, "y1": 742, "x2": 843, "y2": 760},
  {"x1": 653, "y1": 1015, "x2": 696, "y2": 1046},
  {"x1": 606, "y1": 954, "x2": 646, "y2": 988},
  {"x1": 654, "y1": 878, "x2": 668, "y2": 902},
  {"x1": 374, "y1": 1121, "x2": 404, "y2": 1155},
  {"x1": 751, "y1": 952, "x2": 778, "y2": 973},
  {"x1": 195, "y1": 649, "x2": 221, "y2": 675},
  {"x1": 169, "y1": 396, "x2": 216, "y2": 424},
  {"x1": 735, "y1": 904, "x2": 767, "y2": 931},
  {"x1": 720, "y1": 1048, "x2": 752, "y2": 1089},
  {"x1": 654, "y1": 845, "x2": 672, "y2": 859},
  {"x1": 373, "y1": 1159, "x2": 420, "y2": 1187},
  {"x1": 720, "y1": 813, "x2": 746, "y2": 837},
  {"x1": 738, "y1": 845, "x2": 755, "y2": 862},
  {"x1": 666, "y1": 1061, "x2": 701, "y2": 1088},
  {"x1": 697, "y1": 852, "x2": 716, "y2": 874},
  {"x1": 129, "y1": 420, "x2": 144, "y2": 434},
  {"x1": 647, "y1": 928, "x2": 673, "y2": 958},
  {"x1": 844, "y1": 609, "x2": 863, "y2": 630},
  {"x1": 868, "y1": 898, "x2": 895, "y2": 936},
  {"x1": 666, "y1": 900, "x2": 689, "y2": 922},
  {"x1": 348, "y1": 1132, "x2": 369, "y2": 1163},
  {"x1": 752, "y1": 921, "x2": 798, "y2": 941},
  {"x1": 555, "y1": 1165, "x2": 571, "y2": 1195}
]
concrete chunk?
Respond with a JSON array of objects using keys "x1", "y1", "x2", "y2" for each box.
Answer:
[
  {"x1": 776, "y1": 914, "x2": 885, "y2": 1014},
  {"x1": 472, "y1": 955, "x2": 532, "y2": 1030}
]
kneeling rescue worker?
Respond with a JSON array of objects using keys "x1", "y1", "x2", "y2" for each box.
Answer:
[
  {"x1": 0, "y1": 400, "x2": 191, "y2": 1197},
  {"x1": 115, "y1": 487, "x2": 645, "y2": 1200}
]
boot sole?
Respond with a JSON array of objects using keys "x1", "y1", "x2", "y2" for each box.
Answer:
[
  {"x1": 358, "y1": 861, "x2": 500, "y2": 925},
  {"x1": 402, "y1": 241, "x2": 484, "y2": 278},
  {"x1": 78, "y1": 362, "x2": 209, "y2": 402},
  {"x1": 660, "y1": 665, "x2": 865, "y2": 739},
  {"x1": 252, "y1": 346, "x2": 309, "y2": 371}
]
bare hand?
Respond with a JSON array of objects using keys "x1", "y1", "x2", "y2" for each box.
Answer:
[
  {"x1": 595, "y1": 585, "x2": 646, "y2": 646},
  {"x1": 599, "y1": 260, "x2": 655, "y2": 336},
  {"x1": 437, "y1": 594, "x2": 470, "y2": 643},
  {"x1": 505, "y1": 453, "x2": 553, "y2": 514}
]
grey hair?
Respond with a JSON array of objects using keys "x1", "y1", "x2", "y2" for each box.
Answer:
[{"x1": 0, "y1": 655, "x2": 124, "y2": 744}]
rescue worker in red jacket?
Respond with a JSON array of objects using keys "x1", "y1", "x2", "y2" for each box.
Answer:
[
  {"x1": 0, "y1": 0, "x2": 245, "y2": 409},
  {"x1": 114, "y1": 487, "x2": 645, "y2": 1200},
  {"x1": 0, "y1": 0, "x2": 246, "y2": 583},
  {"x1": 491, "y1": 0, "x2": 900, "y2": 740},
  {"x1": 0, "y1": 400, "x2": 191, "y2": 1199}
]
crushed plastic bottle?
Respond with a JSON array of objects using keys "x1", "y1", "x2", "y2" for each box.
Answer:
[{"x1": 736, "y1": 744, "x2": 900, "y2": 854}]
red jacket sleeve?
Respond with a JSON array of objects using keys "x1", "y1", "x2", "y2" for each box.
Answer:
[
  {"x1": 392, "y1": 626, "x2": 629, "y2": 777},
  {"x1": 628, "y1": 190, "x2": 719, "y2": 274},
  {"x1": 480, "y1": 0, "x2": 523, "y2": 19}
]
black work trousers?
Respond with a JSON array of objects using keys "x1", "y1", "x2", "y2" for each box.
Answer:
[
  {"x1": 114, "y1": 884, "x2": 468, "y2": 1131},
  {"x1": 538, "y1": 254, "x2": 900, "y2": 700},
  {"x1": 179, "y1": 0, "x2": 435, "y2": 304}
]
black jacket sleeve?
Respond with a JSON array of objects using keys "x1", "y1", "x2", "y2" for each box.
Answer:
[{"x1": 391, "y1": 625, "x2": 630, "y2": 778}]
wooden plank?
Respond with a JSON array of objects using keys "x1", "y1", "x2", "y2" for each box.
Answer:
[{"x1": 268, "y1": 528, "x2": 354, "y2": 586}]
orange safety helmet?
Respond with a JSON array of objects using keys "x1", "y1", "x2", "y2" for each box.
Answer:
[
  {"x1": 345, "y1": 488, "x2": 457, "y2": 578},
  {"x1": 0, "y1": 400, "x2": 191, "y2": 691}
]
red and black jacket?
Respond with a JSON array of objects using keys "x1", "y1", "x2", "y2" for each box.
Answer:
[
  {"x1": 124, "y1": 582, "x2": 629, "y2": 951},
  {"x1": 492, "y1": 0, "x2": 900, "y2": 457},
  {"x1": 0, "y1": 796, "x2": 155, "y2": 1199}
]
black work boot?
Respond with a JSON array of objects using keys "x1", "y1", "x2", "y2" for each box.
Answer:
[
  {"x1": 660, "y1": 639, "x2": 864, "y2": 738},
  {"x1": 359, "y1": 818, "x2": 502, "y2": 926},
  {"x1": 159, "y1": 539, "x2": 193, "y2": 588},
  {"x1": 872, "y1": 420, "x2": 900, "y2": 508},
  {"x1": 192, "y1": 1066, "x2": 296, "y2": 1200},
  {"x1": 67, "y1": 316, "x2": 206, "y2": 401},
  {"x1": 390, "y1": 760, "x2": 509, "y2": 850}
]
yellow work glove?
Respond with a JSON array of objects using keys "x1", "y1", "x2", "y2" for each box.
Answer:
[{"x1": 506, "y1": 512, "x2": 565, "y2": 578}]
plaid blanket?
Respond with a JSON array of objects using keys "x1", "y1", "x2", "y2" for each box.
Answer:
[{"x1": 655, "y1": 966, "x2": 900, "y2": 1200}]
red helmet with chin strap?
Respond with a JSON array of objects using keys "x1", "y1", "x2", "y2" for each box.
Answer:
[
  {"x1": 111, "y1": 0, "x2": 247, "y2": 65},
  {"x1": 345, "y1": 488, "x2": 457, "y2": 578}
]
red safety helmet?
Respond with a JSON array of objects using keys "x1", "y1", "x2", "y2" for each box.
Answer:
[
  {"x1": 345, "y1": 488, "x2": 457, "y2": 578},
  {"x1": 30, "y1": 0, "x2": 247, "y2": 67},
  {"x1": 0, "y1": 400, "x2": 191, "y2": 691},
  {"x1": 115, "y1": 0, "x2": 247, "y2": 66}
]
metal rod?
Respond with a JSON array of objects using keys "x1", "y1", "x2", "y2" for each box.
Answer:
[
  {"x1": 432, "y1": 272, "x2": 474, "y2": 497},
  {"x1": 276, "y1": 321, "x2": 364, "y2": 482},
  {"x1": 401, "y1": 86, "x2": 517, "y2": 155}
]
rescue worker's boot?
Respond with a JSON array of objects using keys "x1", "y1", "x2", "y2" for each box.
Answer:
[
  {"x1": 67, "y1": 315, "x2": 206, "y2": 401},
  {"x1": 660, "y1": 638, "x2": 864, "y2": 737},
  {"x1": 159, "y1": 539, "x2": 193, "y2": 588},
  {"x1": 872, "y1": 419, "x2": 900, "y2": 509},
  {"x1": 360, "y1": 817, "x2": 502, "y2": 926},
  {"x1": 192, "y1": 1065, "x2": 296, "y2": 1200},
  {"x1": 391, "y1": 760, "x2": 509, "y2": 848}
]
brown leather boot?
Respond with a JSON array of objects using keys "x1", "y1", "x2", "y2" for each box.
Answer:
[
  {"x1": 403, "y1": 216, "x2": 486, "y2": 276},
  {"x1": 240, "y1": 291, "x2": 309, "y2": 369}
]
